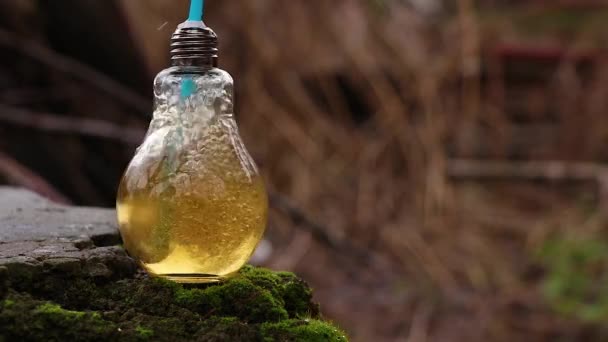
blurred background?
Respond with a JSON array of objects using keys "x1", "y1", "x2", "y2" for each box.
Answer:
[{"x1": 2, "y1": 0, "x2": 608, "y2": 340}]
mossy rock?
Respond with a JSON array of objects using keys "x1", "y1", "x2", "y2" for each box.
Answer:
[
  {"x1": 0, "y1": 188, "x2": 347, "y2": 341},
  {"x1": 0, "y1": 265, "x2": 347, "y2": 341}
]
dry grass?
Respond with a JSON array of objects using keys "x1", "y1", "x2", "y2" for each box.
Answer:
[{"x1": 200, "y1": 1, "x2": 608, "y2": 340}]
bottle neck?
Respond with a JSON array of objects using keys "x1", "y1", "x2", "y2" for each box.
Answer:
[{"x1": 170, "y1": 21, "x2": 218, "y2": 68}]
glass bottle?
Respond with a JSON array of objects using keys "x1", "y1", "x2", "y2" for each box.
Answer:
[{"x1": 116, "y1": 20, "x2": 268, "y2": 283}]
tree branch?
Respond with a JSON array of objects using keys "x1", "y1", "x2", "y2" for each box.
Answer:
[
  {"x1": 0, "y1": 150, "x2": 70, "y2": 204},
  {"x1": 447, "y1": 159, "x2": 607, "y2": 183},
  {"x1": 0, "y1": 104, "x2": 145, "y2": 145},
  {"x1": 448, "y1": 158, "x2": 608, "y2": 215},
  {"x1": 269, "y1": 192, "x2": 376, "y2": 270}
]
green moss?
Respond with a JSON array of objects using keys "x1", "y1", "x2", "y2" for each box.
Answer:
[
  {"x1": 0, "y1": 265, "x2": 347, "y2": 341},
  {"x1": 0, "y1": 295, "x2": 116, "y2": 341},
  {"x1": 261, "y1": 319, "x2": 348, "y2": 342},
  {"x1": 240, "y1": 265, "x2": 284, "y2": 298},
  {"x1": 538, "y1": 237, "x2": 608, "y2": 323},
  {"x1": 4, "y1": 262, "x2": 41, "y2": 292},
  {"x1": 196, "y1": 317, "x2": 258, "y2": 341},
  {"x1": 135, "y1": 325, "x2": 154, "y2": 339},
  {"x1": 0, "y1": 266, "x2": 7, "y2": 300},
  {"x1": 240, "y1": 266, "x2": 319, "y2": 318},
  {"x1": 175, "y1": 278, "x2": 288, "y2": 323},
  {"x1": 278, "y1": 273, "x2": 318, "y2": 317},
  {"x1": 1, "y1": 300, "x2": 14, "y2": 308},
  {"x1": 36, "y1": 302, "x2": 87, "y2": 319}
]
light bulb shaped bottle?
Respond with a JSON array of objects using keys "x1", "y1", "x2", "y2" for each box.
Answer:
[{"x1": 116, "y1": 18, "x2": 268, "y2": 283}]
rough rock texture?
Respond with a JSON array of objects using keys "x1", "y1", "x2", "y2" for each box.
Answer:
[
  {"x1": 0, "y1": 187, "x2": 347, "y2": 341},
  {"x1": 0, "y1": 187, "x2": 119, "y2": 244}
]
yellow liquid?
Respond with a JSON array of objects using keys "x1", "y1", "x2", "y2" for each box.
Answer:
[{"x1": 117, "y1": 117, "x2": 268, "y2": 283}]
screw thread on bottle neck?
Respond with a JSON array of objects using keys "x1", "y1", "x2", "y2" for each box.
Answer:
[{"x1": 170, "y1": 22, "x2": 218, "y2": 68}]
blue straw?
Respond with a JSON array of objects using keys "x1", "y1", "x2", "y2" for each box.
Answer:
[
  {"x1": 181, "y1": 78, "x2": 196, "y2": 99},
  {"x1": 188, "y1": 0, "x2": 204, "y2": 21},
  {"x1": 181, "y1": 0, "x2": 205, "y2": 100}
]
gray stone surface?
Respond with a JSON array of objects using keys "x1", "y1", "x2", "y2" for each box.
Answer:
[
  {"x1": 0, "y1": 187, "x2": 134, "y2": 279},
  {"x1": 0, "y1": 187, "x2": 119, "y2": 243}
]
